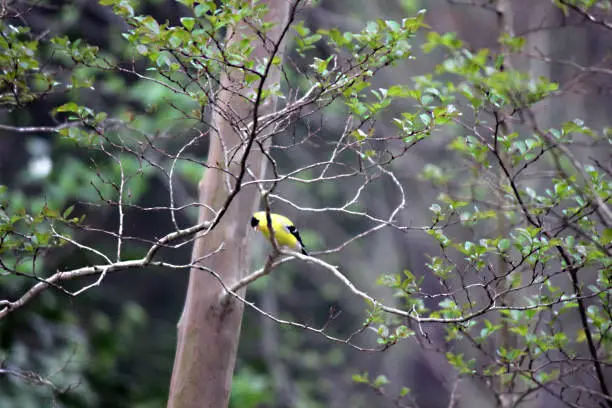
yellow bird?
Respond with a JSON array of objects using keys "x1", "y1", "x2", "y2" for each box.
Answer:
[{"x1": 250, "y1": 211, "x2": 309, "y2": 255}]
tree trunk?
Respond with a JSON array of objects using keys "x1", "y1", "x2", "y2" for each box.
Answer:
[{"x1": 167, "y1": 1, "x2": 293, "y2": 407}]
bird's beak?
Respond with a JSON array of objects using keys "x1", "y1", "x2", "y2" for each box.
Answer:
[{"x1": 250, "y1": 217, "x2": 259, "y2": 230}]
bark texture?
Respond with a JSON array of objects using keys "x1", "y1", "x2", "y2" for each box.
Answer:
[{"x1": 167, "y1": 1, "x2": 292, "y2": 407}]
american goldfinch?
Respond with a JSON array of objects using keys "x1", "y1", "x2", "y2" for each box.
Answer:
[{"x1": 250, "y1": 211, "x2": 309, "y2": 255}]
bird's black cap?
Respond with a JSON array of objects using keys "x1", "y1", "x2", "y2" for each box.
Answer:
[{"x1": 250, "y1": 217, "x2": 259, "y2": 228}]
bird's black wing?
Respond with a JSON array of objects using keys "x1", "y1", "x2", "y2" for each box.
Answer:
[{"x1": 286, "y1": 225, "x2": 308, "y2": 255}]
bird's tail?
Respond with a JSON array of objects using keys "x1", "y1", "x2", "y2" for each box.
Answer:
[{"x1": 301, "y1": 247, "x2": 309, "y2": 256}]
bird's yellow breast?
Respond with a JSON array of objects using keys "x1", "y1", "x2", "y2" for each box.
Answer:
[{"x1": 253, "y1": 212, "x2": 299, "y2": 249}]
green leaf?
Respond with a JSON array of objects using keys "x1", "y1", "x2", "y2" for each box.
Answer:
[
  {"x1": 352, "y1": 372, "x2": 369, "y2": 384},
  {"x1": 602, "y1": 228, "x2": 612, "y2": 245},
  {"x1": 395, "y1": 325, "x2": 414, "y2": 339},
  {"x1": 373, "y1": 375, "x2": 389, "y2": 387},
  {"x1": 62, "y1": 205, "x2": 75, "y2": 219},
  {"x1": 55, "y1": 102, "x2": 80, "y2": 113},
  {"x1": 180, "y1": 17, "x2": 195, "y2": 31},
  {"x1": 497, "y1": 238, "x2": 511, "y2": 252},
  {"x1": 194, "y1": 3, "x2": 211, "y2": 17}
]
